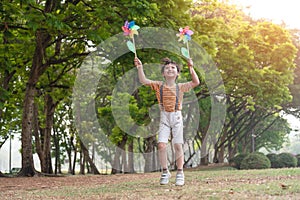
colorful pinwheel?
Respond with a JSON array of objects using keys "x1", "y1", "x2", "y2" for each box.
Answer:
[
  {"x1": 122, "y1": 20, "x2": 140, "y2": 38},
  {"x1": 177, "y1": 26, "x2": 194, "y2": 59},
  {"x1": 122, "y1": 20, "x2": 140, "y2": 57}
]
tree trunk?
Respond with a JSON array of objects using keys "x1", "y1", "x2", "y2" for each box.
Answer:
[
  {"x1": 213, "y1": 144, "x2": 219, "y2": 163},
  {"x1": 152, "y1": 144, "x2": 158, "y2": 171},
  {"x1": 19, "y1": 82, "x2": 37, "y2": 177},
  {"x1": 112, "y1": 137, "x2": 127, "y2": 174},
  {"x1": 67, "y1": 149, "x2": 72, "y2": 174},
  {"x1": 213, "y1": 130, "x2": 227, "y2": 164},
  {"x1": 71, "y1": 138, "x2": 77, "y2": 175},
  {"x1": 241, "y1": 136, "x2": 248, "y2": 154},
  {"x1": 19, "y1": 27, "x2": 51, "y2": 177},
  {"x1": 198, "y1": 120, "x2": 210, "y2": 166},
  {"x1": 126, "y1": 139, "x2": 135, "y2": 173},
  {"x1": 33, "y1": 94, "x2": 56, "y2": 174},
  {"x1": 32, "y1": 94, "x2": 56, "y2": 174},
  {"x1": 218, "y1": 133, "x2": 226, "y2": 163},
  {"x1": 80, "y1": 140, "x2": 100, "y2": 174},
  {"x1": 184, "y1": 141, "x2": 197, "y2": 167},
  {"x1": 41, "y1": 94, "x2": 55, "y2": 174},
  {"x1": 121, "y1": 143, "x2": 127, "y2": 174},
  {"x1": 218, "y1": 146, "x2": 225, "y2": 163},
  {"x1": 143, "y1": 136, "x2": 156, "y2": 172},
  {"x1": 0, "y1": 137, "x2": 8, "y2": 149},
  {"x1": 111, "y1": 147, "x2": 121, "y2": 174},
  {"x1": 79, "y1": 149, "x2": 85, "y2": 175},
  {"x1": 200, "y1": 133, "x2": 209, "y2": 166},
  {"x1": 53, "y1": 125, "x2": 60, "y2": 174},
  {"x1": 198, "y1": 132, "x2": 209, "y2": 166},
  {"x1": 228, "y1": 138, "x2": 236, "y2": 161}
]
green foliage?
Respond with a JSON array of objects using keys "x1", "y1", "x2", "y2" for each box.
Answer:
[
  {"x1": 277, "y1": 152, "x2": 298, "y2": 168},
  {"x1": 267, "y1": 153, "x2": 298, "y2": 169},
  {"x1": 1, "y1": 0, "x2": 300, "y2": 173},
  {"x1": 266, "y1": 153, "x2": 281, "y2": 168},
  {"x1": 255, "y1": 116, "x2": 291, "y2": 152},
  {"x1": 296, "y1": 154, "x2": 300, "y2": 167},
  {"x1": 229, "y1": 153, "x2": 249, "y2": 169},
  {"x1": 110, "y1": 126, "x2": 124, "y2": 144},
  {"x1": 191, "y1": 0, "x2": 298, "y2": 157},
  {"x1": 240, "y1": 152, "x2": 271, "y2": 170}
]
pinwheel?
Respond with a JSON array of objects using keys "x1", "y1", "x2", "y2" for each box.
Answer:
[
  {"x1": 176, "y1": 26, "x2": 194, "y2": 59},
  {"x1": 122, "y1": 20, "x2": 140, "y2": 57}
]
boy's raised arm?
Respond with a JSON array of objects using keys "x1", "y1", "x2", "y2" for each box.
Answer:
[
  {"x1": 134, "y1": 57, "x2": 151, "y2": 85},
  {"x1": 187, "y1": 58, "x2": 200, "y2": 88}
]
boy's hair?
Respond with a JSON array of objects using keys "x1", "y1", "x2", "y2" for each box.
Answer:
[{"x1": 161, "y1": 57, "x2": 181, "y2": 73}]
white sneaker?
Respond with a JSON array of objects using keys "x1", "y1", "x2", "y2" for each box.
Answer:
[
  {"x1": 175, "y1": 173, "x2": 184, "y2": 186},
  {"x1": 160, "y1": 171, "x2": 171, "y2": 185}
]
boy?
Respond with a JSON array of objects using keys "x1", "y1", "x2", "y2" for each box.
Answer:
[{"x1": 134, "y1": 57, "x2": 200, "y2": 186}]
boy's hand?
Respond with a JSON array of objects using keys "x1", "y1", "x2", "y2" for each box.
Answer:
[
  {"x1": 134, "y1": 57, "x2": 142, "y2": 68},
  {"x1": 187, "y1": 58, "x2": 193, "y2": 68}
]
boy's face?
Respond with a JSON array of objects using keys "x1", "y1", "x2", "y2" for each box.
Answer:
[{"x1": 162, "y1": 64, "x2": 179, "y2": 79}]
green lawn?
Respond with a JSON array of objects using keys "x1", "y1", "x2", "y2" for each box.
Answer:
[{"x1": 1, "y1": 167, "x2": 300, "y2": 200}]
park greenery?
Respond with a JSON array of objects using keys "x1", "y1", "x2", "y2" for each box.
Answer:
[
  {"x1": 230, "y1": 152, "x2": 299, "y2": 170},
  {"x1": 0, "y1": 0, "x2": 300, "y2": 177}
]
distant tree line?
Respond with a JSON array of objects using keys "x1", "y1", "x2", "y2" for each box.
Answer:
[{"x1": 0, "y1": 0, "x2": 299, "y2": 177}]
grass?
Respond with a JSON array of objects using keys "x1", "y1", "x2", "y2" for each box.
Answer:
[{"x1": 1, "y1": 167, "x2": 300, "y2": 200}]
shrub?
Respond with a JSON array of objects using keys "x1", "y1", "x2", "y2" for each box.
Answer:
[
  {"x1": 230, "y1": 153, "x2": 249, "y2": 169},
  {"x1": 277, "y1": 153, "x2": 298, "y2": 168},
  {"x1": 297, "y1": 154, "x2": 300, "y2": 167},
  {"x1": 267, "y1": 153, "x2": 281, "y2": 168},
  {"x1": 240, "y1": 152, "x2": 271, "y2": 170}
]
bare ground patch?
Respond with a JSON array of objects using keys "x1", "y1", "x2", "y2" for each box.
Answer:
[{"x1": 1, "y1": 168, "x2": 300, "y2": 200}]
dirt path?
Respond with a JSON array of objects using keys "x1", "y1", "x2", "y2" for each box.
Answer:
[
  {"x1": 1, "y1": 169, "x2": 300, "y2": 200},
  {"x1": 0, "y1": 173, "x2": 156, "y2": 191}
]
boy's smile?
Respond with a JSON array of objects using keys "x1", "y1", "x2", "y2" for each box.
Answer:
[{"x1": 163, "y1": 64, "x2": 178, "y2": 78}]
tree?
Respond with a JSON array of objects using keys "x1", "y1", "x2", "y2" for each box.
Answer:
[
  {"x1": 286, "y1": 28, "x2": 300, "y2": 123},
  {"x1": 254, "y1": 115, "x2": 291, "y2": 152},
  {"x1": 190, "y1": 0, "x2": 297, "y2": 163},
  {"x1": 1, "y1": 0, "x2": 298, "y2": 175},
  {"x1": 1, "y1": 0, "x2": 119, "y2": 176}
]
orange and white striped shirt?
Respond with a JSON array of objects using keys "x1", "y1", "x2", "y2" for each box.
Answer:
[{"x1": 147, "y1": 81, "x2": 193, "y2": 112}]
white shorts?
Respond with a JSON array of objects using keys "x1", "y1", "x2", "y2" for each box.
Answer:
[{"x1": 158, "y1": 111, "x2": 183, "y2": 144}]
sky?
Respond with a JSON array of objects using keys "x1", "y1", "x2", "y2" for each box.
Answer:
[{"x1": 229, "y1": 0, "x2": 300, "y2": 29}]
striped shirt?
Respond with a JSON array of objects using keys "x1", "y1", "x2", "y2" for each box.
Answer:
[{"x1": 147, "y1": 81, "x2": 193, "y2": 112}]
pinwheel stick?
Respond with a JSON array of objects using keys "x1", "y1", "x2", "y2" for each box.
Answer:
[
  {"x1": 132, "y1": 35, "x2": 137, "y2": 57},
  {"x1": 186, "y1": 41, "x2": 190, "y2": 58}
]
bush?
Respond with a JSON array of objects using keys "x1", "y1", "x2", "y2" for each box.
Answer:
[
  {"x1": 277, "y1": 153, "x2": 298, "y2": 168},
  {"x1": 267, "y1": 153, "x2": 281, "y2": 168},
  {"x1": 297, "y1": 154, "x2": 300, "y2": 167},
  {"x1": 230, "y1": 153, "x2": 249, "y2": 169},
  {"x1": 240, "y1": 152, "x2": 271, "y2": 170}
]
